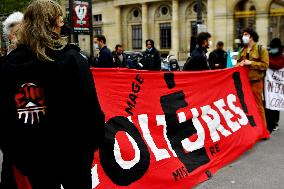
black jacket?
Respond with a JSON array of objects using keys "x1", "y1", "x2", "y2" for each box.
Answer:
[
  {"x1": 208, "y1": 49, "x2": 227, "y2": 70},
  {"x1": 94, "y1": 46, "x2": 114, "y2": 68},
  {"x1": 141, "y1": 48, "x2": 161, "y2": 70},
  {"x1": 112, "y1": 51, "x2": 127, "y2": 68},
  {"x1": 0, "y1": 44, "x2": 105, "y2": 170},
  {"x1": 183, "y1": 46, "x2": 211, "y2": 71}
]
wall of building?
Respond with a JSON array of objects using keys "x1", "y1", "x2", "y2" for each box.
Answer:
[{"x1": 77, "y1": 0, "x2": 282, "y2": 60}]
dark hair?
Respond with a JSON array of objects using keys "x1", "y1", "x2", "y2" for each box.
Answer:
[
  {"x1": 243, "y1": 28, "x2": 259, "y2": 42},
  {"x1": 95, "y1": 34, "x2": 106, "y2": 44},
  {"x1": 145, "y1": 39, "x2": 155, "y2": 47},
  {"x1": 270, "y1": 38, "x2": 284, "y2": 53},
  {"x1": 197, "y1": 32, "x2": 211, "y2": 46},
  {"x1": 115, "y1": 44, "x2": 122, "y2": 51},
  {"x1": 217, "y1": 41, "x2": 224, "y2": 47}
]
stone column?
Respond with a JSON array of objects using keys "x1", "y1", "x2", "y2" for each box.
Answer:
[
  {"x1": 115, "y1": 6, "x2": 122, "y2": 45},
  {"x1": 207, "y1": 0, "x2": 214, "y2": 51},
  {"x1": 171, "y1": 0, "x2": 180, "y2": 59},
  {"x1": 142, "y1": 3, "x2": 149, "y2": 48},
  {"x1": 256, "y1": 12, "x2": 269, "y2": 46}
]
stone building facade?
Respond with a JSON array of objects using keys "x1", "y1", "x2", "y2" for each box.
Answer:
[{"x1": 78, "y1": 0, "x2": 284, "y2": 60}]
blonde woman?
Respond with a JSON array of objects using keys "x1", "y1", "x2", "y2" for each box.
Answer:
[{"x1": 0, "y1": 1, "x2": 105, "y2": 189}]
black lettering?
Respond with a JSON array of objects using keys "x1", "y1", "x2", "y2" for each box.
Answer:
[
  {"x1": 160, "y1": 91, "x2": 210, "y2": 173},
  {"x1": 135, "y1": 74, "x2": 144, "y2": 84},
  {"x1": 172, "y1": 169, "x2": 181, "y2": 182},
  {"x1": 125, "y1": 100, "x2": 135, "y2": 116},
  {"x1": 129, "y1": 94, "x2": 138, "y2": 104},
  {"x1": 100, "y1": 116, "x2": 150, "y2": 186},
  {"x1": 215, "y1": 143, "x2": 220, "y2": 152},
  {"x1": 181, "y1": 166, "x2": 188, "y2": 177},
  {"x1": 232, "y1": 72, "x2": 256, "y2": 126},
  {"x1": 132, "y1": 82, "x2": 140, "y2": 93},
  {"x1": 164, "y1": 73, "x2": 176, "y2": 89},
  {"x1": 210, "y1": 146, "x2": 216, "y2": 156}
]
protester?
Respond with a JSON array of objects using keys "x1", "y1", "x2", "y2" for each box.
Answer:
[
  {"x1": 2, "y1": 12, "x2": 23, "y2": 55},
  {"x1": 93, "y1": 34, "x2": 113, "y2": 67},
  {"x1": 265, "y1": 38, "x2": 284, "y2": 133},
  {"x1": 141, "y1": 39, "x2": 161, "y2": 70},
  {"x1": 236, "y1": 28, "x2": 269, "y2": 129},
  {"x1": 183, "y1": 32, "x2": 212, "y2": 71},
  {"x1": 208, "y1": 41, "x2": 227, "y2": 69},
  {"x1": 0, "y1": 1, "x2": 105, "y2": 189},
  {"x1": 112, "y1": 44, "x2": 127, "y2": 68},
  {"x1": 1, "y1": 11, "x2": 23, "y2": 188}
]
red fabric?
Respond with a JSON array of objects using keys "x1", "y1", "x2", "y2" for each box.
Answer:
[
  {"x1": 14, "y1": 67, "x2": 269, "y2": 189},
  {"x1": 269, "y1": 55, "x2": 284, "y2": 70}
]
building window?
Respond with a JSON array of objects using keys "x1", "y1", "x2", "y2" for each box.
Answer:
[
  {"x1": 161, "y1": 6, "x2": 169, "y2": 16},
  {"x1": 160, "y1": 23, "x2": 171, "y2": 49},
  {"x1": 94, "y1": 14, "x2": 102, "y2": 22},
  {"x1": 133, "y1": 9, "x2": 140, "y2": 18},
  {"x1": 132, "y1": 25, "x2": 142, "y2": 49},
  {"x1": 94, "y1": 27, "x2": 102, "y2": 35}
]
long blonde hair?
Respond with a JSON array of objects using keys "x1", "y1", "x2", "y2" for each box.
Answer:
[{"x1": 17, "y1": 0, "x2": 67, "y2": 61}]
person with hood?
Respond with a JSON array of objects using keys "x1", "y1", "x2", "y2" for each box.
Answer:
[
  {"x1": 2, "y1": 11, "x2": 23, "y2": 55},
  {"x1": 236, "y1": 28, "x2": 269, "y2": 129},
  {"x1": 183, "y1": 32, "x2": 212, "y2": 71},
  {"x1": 0, "y1": 1, "x2": 105, "y2": 189},
  {"x1": 265, "y1": 38, "x2": 284, "y2": 133},
  {"x1": 141, "y1": 39, "x2": 161, "y2": 70}
]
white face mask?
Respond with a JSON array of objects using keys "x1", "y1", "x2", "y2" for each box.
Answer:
[
  {"x1": 270, "y1": 48, "x2": 279, "y2": 54},
  {"x1": 208, "y1": 40, "x2": 213, "y2": 48},
  {"x1": 94, "y1": 43, "x2": 99, "y2": 49},
  {"x1": 242, "y1": 35, "x2": 250, "y2": 45}
]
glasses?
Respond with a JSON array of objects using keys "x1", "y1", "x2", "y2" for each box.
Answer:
[{"x1": 147, "y1": 43, "x2": 152, "y2": 46}]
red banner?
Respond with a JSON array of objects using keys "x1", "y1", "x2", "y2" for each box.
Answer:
[
  {"x1": 91, "y1": 67, "x2": 269, "y2": 188},
  {"x1": 14, "y1": 67, "x2": 269, "y2": 189}
]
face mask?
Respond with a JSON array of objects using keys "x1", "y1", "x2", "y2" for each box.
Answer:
[
  {"x1": 208, "y1": 40, "x2": 213, "y2": 48},
  {"x1": 94, "y1": 43, "x2": 99, "y2": 49},
  {"x1": 242, "y1": 35, "x2": 250, "y2": 45},
  {"x1": 270, "y1": 48, "x2": 279, "y2": 54}
]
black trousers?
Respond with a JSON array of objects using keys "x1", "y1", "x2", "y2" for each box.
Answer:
[
  {"x1": 265, "y1": 108, "x2": 280, "y2": 133},
  {"x1": 1, "y1": 145, "x2": 95, "y2": 189}
]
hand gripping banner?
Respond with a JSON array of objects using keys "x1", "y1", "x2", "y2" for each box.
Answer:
[{"x1": 14, "y1": 67, "x2": 269, "y2": 189}]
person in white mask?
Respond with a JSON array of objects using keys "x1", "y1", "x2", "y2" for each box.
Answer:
[
  {"x1": 2, "y1": 12, "x2": 23, "y2": 55},
  {"x1": 236, "y1": 28, "x2": 269, "y2": 131}
]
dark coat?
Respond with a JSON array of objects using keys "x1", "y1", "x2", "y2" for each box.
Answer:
[
  {"x1": 0, "y1": 44, "x2": 105, "y2": 175},
  {"x1": 183, "y1": 46, "x2": 211, "y2": 71},
  {"x1": 141, "y1": 47, "x2": 161, "y2": 70},
  {"x1": 95, "y1": 46, "x2": 114, "y2": 68},
  {"x1": 208, "y1": 49, "x2": 227, "y2": 70},
  {"x1": 112, "y1": 51, "x2": 127, "y2": 68}
]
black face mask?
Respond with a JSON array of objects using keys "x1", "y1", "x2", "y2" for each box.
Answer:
[{"x1": 60, "y1": 22, "x2": 71, "y2": 37}]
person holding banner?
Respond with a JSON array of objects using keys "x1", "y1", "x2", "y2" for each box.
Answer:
[
  {"x1": 236, "y1": 28, "x2": 269, "y2": 129},
  {"x1": 265, "y1": 38, "x2": 284, "y2": 132},
  {"x1": 0, "y1": 0, "x2": 105, "y2": 189}
]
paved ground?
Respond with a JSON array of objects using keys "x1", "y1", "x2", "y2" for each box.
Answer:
[{"x1": 194, "y1": 113, "x2": 284, "y2": 189}]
